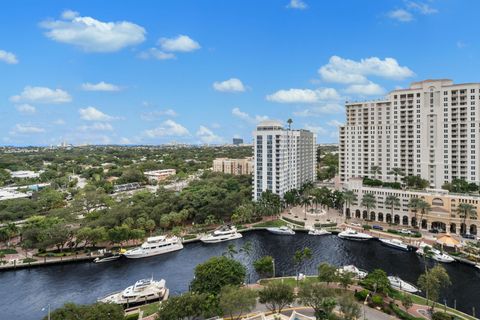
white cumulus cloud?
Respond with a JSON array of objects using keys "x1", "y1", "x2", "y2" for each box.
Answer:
[
  {"x1": 406, "y1": 1, "x2": 438, "y2": 15},
  {"x1": 140, "y1": 109, "x2": 178, "y2": 121},
  {"x1": 138, "y1": 48, "x2": 176, "y2": 60},
  {"x1": 388, "y1": 9, "x2": 414, "y2": 22},
  {"x1": 294, "y1": 103, "x2": 344, "y2": 117},
  {"x1": 81, "y1": 81, "x2": 121, "y2": 92},
  {"x1": 144, "y1": 120, "x2": 190, "y2": 138},
  {"x1": 232, "y1": 107, "x2": 268, "y2": 124},
  {"x1": 344, "y1": 82, "x2": 386, "y2": 96},
  {"x1": 159, "y1": 35, "x2": 200, "y2": 52},
  {"x1": 40, "y1": 10, "x2": 146, "y2": 52},
  {"x1": 0, "y1": 50, "x2": 18, "y2": 64},
  {"x1": 78, "y1": 122, "x2": 114, "y2": 131},
  {"x1": 266, "y1": 88, "x2": 340, "y2": 103},
  {"x1": 303, "y1": 124, "x2": 327, "y2": 135},
  {"x1": 12, "y1": 124, "x2": 45, "y2": 134},
  {"x1": 318, "y1": 55, "x2": 414, "y2": 84},
  {"x1": 79, "y1": 106, "x2": 114, "y2": 121},
  {"x1": 213, "y1": 78, "x2": 246, "y2": 93},
  {"x1": 10, "y1": 86, "x2": 72, "y2": 104},
  {"x1": 287, "y1": 0, "x2": 308, "y2": 10},
  {"x1": 16, "y1": 104, "x2": 36, "y2": 115},
  {"x1": 196, "y1": 126, "x2": 224, "y2": 144}
]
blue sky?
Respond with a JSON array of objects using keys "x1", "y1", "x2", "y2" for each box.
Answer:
[{"x1": 1, "y1": 0, "x2": 479, "y2": 146}]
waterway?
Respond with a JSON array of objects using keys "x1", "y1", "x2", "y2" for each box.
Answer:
[{"x1": 1, "y1": 230, "x2": 479, "y2": 320}]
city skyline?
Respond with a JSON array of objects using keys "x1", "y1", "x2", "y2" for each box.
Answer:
[{"x1": 2, "y1": 0, "x2": 480, "y2": 146}]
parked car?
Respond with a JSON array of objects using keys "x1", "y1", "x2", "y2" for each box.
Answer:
[
  {"x1": 400, "y1": 229, "x2": 412, "y2": 235},
  {"x1": 429, "y1": 229, "x2": 439, "y2": 234},
  {"x1": 350, "y1": 222, "x2": 362, "y2": 227},
  {"x1": 461, "y1": 233, "x2": 476, "y2": 240},
  {"x1": 372, "y1": 225, "x2": 384, "y2": 231}
]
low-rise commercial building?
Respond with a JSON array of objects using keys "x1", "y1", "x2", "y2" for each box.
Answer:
[
  {"x1": 212, "y1": 157, "x2": 253, "y2": 175},
  {"x1": 344, "y1": 178, "x2": 479, "y2": 235},
  {"x1": 144, "y1": 169, "x2": 176, "y2": 182}
]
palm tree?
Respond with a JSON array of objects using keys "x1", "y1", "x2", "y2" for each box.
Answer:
[
  {"x1": 301, "y1": 196, "x2": 312, "y2": 220},
  {"x1": 342, "y1": 190, "x2": 357, "y2": 218},
  {"x1": 385, "y1": 195, "x2": 400, "y2": 225},
  {"x1": 361, "y1": 193, "x2": 376, "y2": 223},
  {"x1": 388, "y1": 167, "x2": 405, "y2": 183},
  {"x1": 370, "y1": 165, "x2": 382, "y2": 180},
  {"x1": 457, "y1": 203, "x2": 477, "y2": 234},
  {"x1": 416, "y1": 199, "x2": 431, "y2": 230},
  {"x1": 287, "y1": 118, "x2": 293, "y2": 130},
  {"x1": 408, "y1": 198, "x2": 420, "y2": 228}
]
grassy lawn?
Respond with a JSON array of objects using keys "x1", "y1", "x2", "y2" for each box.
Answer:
[
  {"x1": 253, "y1": 219, "x2": 287, "y2": 228},
  {"x1": 406, "y1": 293, "x2": 477, "y2": 320},
  {"x1": 182, "y1": 234, "x2": 197, "y2": 240},
  {"x1": 0, "y1": 248, "x2": 17, "y2": 255},
  {"x1": 139, "y1": 302, "x2": 160, "y2": 317}
]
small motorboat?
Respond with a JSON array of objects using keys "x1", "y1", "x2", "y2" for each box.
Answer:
[
  {"x1": 308, "y1": 227, "x2": 331, "y2": 236},
  {"x1": 388, "y1": 276, "x2": 420, "y2": 293},
  {"x1": 94, "y1": 252, "x2": 122, "y2": 263},
  {"x1": 266, "y1": 226, "x2": 295, "y2": 235},
  {"x1": 338, "y1": 228, "x2": 373, "y2": 241},
  {"x1": 416, "y1": 243, "x2": 455, "y2": 263},
  {"x1": 379, "y1": 238, "x2": 409, "y2": 251},
  {"x1": 337, "y1": 265, "x2": 368, "y2": 279}
]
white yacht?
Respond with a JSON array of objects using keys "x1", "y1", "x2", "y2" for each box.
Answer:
[
  {"x1": 99, "y1": 278, "x2": 169, "y2": 305},
  {"x1": 338, "y1": 228, "x2": 373, "y2": 241},
  {"x1": 266, "y1": 226, "x2": 295, "y2": 235},
  {"x1": 379, "y1": 238, "x2": 410, "y2": 251},
  {"x1": 200, "y1": 225, "x2": 243, "y2": 243},
  {"x1": 416, "y1": 243, "x2": 455, "y2": 263},
  {"x1": 123, "y1": 235, "x2": 183, "y2": 259},
  {"x1": 337, "y1": 265, "x2": 368, "y2": 279},
  {"x1": 388, "y1": 276, "x2": 420, "y2": 293},
  {"x1": 308, "y1": 227, "x2": 331, "y2": 236}
]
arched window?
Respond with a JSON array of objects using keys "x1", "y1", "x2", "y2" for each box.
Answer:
[{"x1": 432, "y1": 198, "x2": 444, "y2": 207}]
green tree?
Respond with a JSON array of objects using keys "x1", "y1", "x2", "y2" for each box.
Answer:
[
  {"x1": 258, "y1": 282, "x2": 294, "y2": 314},
  {"x1": 219, "y1": 285, "x2": 257, "y2": 320},
  {"x1": 388, "y1": 167, "x2": 405, "y2": 183},
  {"x1": 338, "y1": 294, "x2": 361, "y2": 320},
  {"x1": 253, "y1": 256, "x2": 274, "y2": 278},
  {"x1": 44, "y1": 302, "x2": 124, "y2": 320},
  {"x1": 294, "y1": 247, "x2": 312, "y2": 286},
  {"x1": 342, "y1": 190, "x2": 357, "y2": 218},
  {"x1": 385, "y1": 195, "x2": 400, "y2": 225},
  {"x1": 317, "y1": 262, "x2": 338, "y2": 286},
  {"x1": 338, "y1": 271, "x2": 355, "y2": 290},
  {"x1": 418, "y1": 265, "x2": 451, "y2": 311},
  {"x1": 363, "y1": 269, "x2": 391, "y2": 295},
  {"x1": 190, "y1": 256, "x2": 246, "y2": 295},
  {"x1": 401, "y1": 294, "x2": 413, "y2": 310},
  {"x1": 370, "y1": 165, "x2": 382, "y2": 180},
  {"x1": 297, "y1": 282, "x2": 337, "y2": 319},
  {"x1": 157, "y1": 292, "x2": 218, "y2": 320},
  {"x1": 361, "y1": 193, "x2": 376, "y2": 223},
  {"x1": 457, "y1": 203, "x2": 477, "y2": 234}
]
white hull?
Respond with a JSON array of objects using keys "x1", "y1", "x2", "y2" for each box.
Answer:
[
  {"x1": 337, "y1": 265, "x2": 368, "y2": 279},
  {"x1": 416, "y1": 245, "x2": 455, "y2": 263},
  {"x1": 200, "y1": 232, "x2": 243, "y2": 243},
  {"x1": 388, "y1": 276, "x2": 419, "y2": 293},
  {"x1": 124, "y1": 242, "x2": 183, "y2": 259},
  {"x1": 99, "y1": 279, "x2": 168, "y2": 305},
  {"x1": 94, "y1": 255, "x2": 121, "y2": 263},
  {"x1": 338, "y1": 228, "x2": 373, "y2": 241},
  {"x1": 379, "y1": 238, "x2": 409, "y2": 251},
  {"x1": 308, "y1": 229, "x2": 331, "y2": 236}
]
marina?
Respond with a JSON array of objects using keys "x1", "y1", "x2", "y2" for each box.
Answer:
[{"x1": 1, "y1": 230, "x2": 479, "y2": 320}]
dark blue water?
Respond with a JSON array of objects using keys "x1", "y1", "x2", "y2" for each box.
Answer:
[{"x1": 1, "y1": 230, "x2": 479, "y2": 320}]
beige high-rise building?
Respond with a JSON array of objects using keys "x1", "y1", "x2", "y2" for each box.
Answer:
[
  {"x1": 212, "y1": 157, "x2": 253, "y2": 175},
  {"x1": 339, "y1": 79, "x2": 480, "y2": 188}
]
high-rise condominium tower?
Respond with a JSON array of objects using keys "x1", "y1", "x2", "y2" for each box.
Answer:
[
  {"x1": 339, "y1": 79, "x2": 480, "y2": 188},
  {"x1": 253, "y1": 120, "x2": 316, "y2": 201}
]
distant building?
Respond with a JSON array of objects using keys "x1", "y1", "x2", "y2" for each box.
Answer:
[
  {"x1": 113, "y1": 182, "x2": 141, "y2": 193},
  {"x1": 0, "y1": 188, "x2": 31, "y2": 201},
  {"x1": 253, "y1": 120, "x2": 316, "y2": 201},
  {"x1": 213, "y1": 157, "x2": 253, "y2": 175},
  {"x1": 9, "y1": 170, "x2": 41, "y2": 179},
  {"x1": 232, "y1": 138, "x2": 244, "y2": 145},
  {"x1": 144, "y1": 169, "x2": 176, "y2": 182}
]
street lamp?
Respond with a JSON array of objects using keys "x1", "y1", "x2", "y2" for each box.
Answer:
[
  {"x1": 363, "y1": 293, "x2": 370, "y2": 320},
  {"x1": 272, "y1": 258, "x2": 276, "y2": 278}
]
